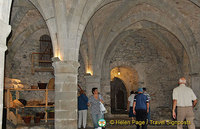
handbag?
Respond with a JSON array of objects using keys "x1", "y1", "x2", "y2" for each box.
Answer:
[{"x1": 100, "y1": 102, "x2": 107, "y2": 114}]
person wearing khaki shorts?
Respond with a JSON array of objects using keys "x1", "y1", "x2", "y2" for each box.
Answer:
[{"x1": 172, "y1": 77, "x2": 198, "y2": 129}]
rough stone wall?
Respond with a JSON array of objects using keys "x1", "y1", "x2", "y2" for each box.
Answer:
[
  {"x1": 4, "y1": 1, "x2": 54, "y2": 122},
  {"x1": 6, "y1": 28, "x2": 54, "y2": 88},
  {"x1": 108, "y1": 35, "x2": 189, "y2": 120},
  {"x1": 78, "y1": 54, "x2": 86, "y2": 91},
  {"x1": 6, "y1": 0, "x2": 54, "y2": 86}
]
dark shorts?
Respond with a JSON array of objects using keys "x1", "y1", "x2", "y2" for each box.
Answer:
[
  {"x1": 135, "y1": 109, "x2": 147, "y2": 121},
  {"x1": 129, "y1": 107, "x2": 136, "y2": 117}
]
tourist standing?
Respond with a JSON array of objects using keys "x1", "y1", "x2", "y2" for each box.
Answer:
[
  {"x1": 172, "y1": 77, "x2": 197, "y2": 129},
  {"x1": 133, "y1": 88, "x2": 149, "y2": 129},
  {"x1": 78, "y1": 90, "x2": 88, "y2": 129},
  {"x1": 88, "y1": 88, "x2": 105, "y2": 129}
]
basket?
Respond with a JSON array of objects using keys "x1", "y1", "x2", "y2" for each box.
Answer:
[
  {"x1": 36, "y1": 112, "x2": 45, "y2": 119},
  {"x1": 34, "y1": 116, "x2": 40, "y2": 123},
  {"x1": 23, "y1": 116, "x2": 32, "y2": 124},
  {"x1": 31, "y1": 85, "x2": 38, "y2": 89},
  {"x1": 38, "y1": 83, "x2": 47, "y2": 89},
  {"x1": 48, "y1": 112, "x2": 54, "y2": 118}
]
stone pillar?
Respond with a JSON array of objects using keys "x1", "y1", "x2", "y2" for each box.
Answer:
[
  {"x1": 0, "y1": 20, "x2": 11, "y2": 129},
  {"x1": 191, "y1": 74, "x2": 200, "y2": 127},
  {"x1": 101, "y1": 79, "x2": 111, "y2": 117},
  {"x1": 85, "y1": 75, "x2": 101, "y2": 97},
  {"x1": 52, "y1": 58, "x2": 79, "y2": 129},
  {"x1": 84, "y1": 75, "x2": 101, "y2": 127}
]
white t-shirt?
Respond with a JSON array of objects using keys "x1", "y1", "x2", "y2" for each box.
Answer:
[
  {"x1": 173, "y1": 84, "x2": 197, "y2": 107},
  {"x1": 128, "y1": 94, "x2": 135, "y2": 107}
]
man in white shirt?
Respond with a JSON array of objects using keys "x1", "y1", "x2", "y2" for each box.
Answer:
[{"x1": 172, "y1": 77, "x2": 198, "y2": 129}]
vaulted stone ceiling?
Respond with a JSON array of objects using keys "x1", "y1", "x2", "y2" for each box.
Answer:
[
  {"x1": 80, "y1": 0, "x2": 200, "y2": 76},
  {"x1": 7, "y1": 0, "x2": 47, "y2": 59},
  {"x1": 5, "y1": 0, "x2": 51, "y2": 81}
]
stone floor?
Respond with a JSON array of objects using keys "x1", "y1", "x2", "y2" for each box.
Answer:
[
  {"x1": 84, "y1": 119, "x2": 200, "y2": 129},
  {"x1": 85, "y1": 126, "x2": 200, "y2": 129},
  {"x1": 83, "y1": 117, "x2": 200, "y2": 129}
]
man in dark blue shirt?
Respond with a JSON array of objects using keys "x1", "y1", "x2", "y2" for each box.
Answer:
[
  {"x1": 78, "y1": 90, "x2": 88, "y2": 129},
  {"x1": 133, "y1": 88, "x2": 149, "y2": 129}
]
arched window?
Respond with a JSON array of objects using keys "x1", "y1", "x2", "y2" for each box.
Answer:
[{"x1": 39, "y1": 35, "x2": 53, "y2": 67}]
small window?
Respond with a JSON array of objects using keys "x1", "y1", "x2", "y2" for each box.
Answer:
[{"x1": 39, "y1": 35, "x2": 53, "y2": 67}]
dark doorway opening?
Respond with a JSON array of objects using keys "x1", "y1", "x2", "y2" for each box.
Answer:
[{"x1": 111, "y1": 77, "x2": 127, "y2": 114}]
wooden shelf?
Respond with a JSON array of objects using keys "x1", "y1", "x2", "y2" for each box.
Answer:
[
  {"x1": 41, "y1": 118, "x2": 54, "y2": 120},
  {"x1": 5, "y1": 88, "x2": 54, "y2": 124},
  {"x1": 6, "y1": 105, "x2": 54, "y2": 108},
  {"x1": 4, "y1": 88, "x2": 54, "y2": 91},
  {"x1": 17, "y1": 122, "x2": 54, "y2": 127},
  {"x1": 31, "y1": 52, "x2": 53, "y2": 74},
  {"x1": 25, "y1": 105, "x2": 54, "y2": 108}
]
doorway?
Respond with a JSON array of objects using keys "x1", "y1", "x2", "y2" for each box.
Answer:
[{"x1": 111, "y1": 77, "x2": 127, "y2": 114}]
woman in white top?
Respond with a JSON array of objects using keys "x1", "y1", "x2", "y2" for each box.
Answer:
[{"x1": 127, "y1": 91, "x2": 136, "y2": 120}]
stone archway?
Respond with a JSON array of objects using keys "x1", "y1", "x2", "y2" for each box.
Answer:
[
  {"x1": 97, "y1": 19, "x2": 193, "y2": 120},
  {"x1": 2, "y1": 0, "x2": 200, "y2": 128}
]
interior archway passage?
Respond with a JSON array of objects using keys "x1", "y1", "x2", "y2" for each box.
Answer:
[{"x1": 110, "y1": 77, "x2": 127, "y2": 114}]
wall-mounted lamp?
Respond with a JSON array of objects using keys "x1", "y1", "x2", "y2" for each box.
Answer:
[
  {"x1": 52, "y1": 56, "x2": 61, "y2": 62},
  {"x1": 54, "y1": 48, "x2": 62, "y2": 61},
  {"x1": 117, "y1": 67, "x2": 120, "y2": 75},
  {"x1": 86, "y1": 68, "x2": 93, "y2": 76},
  {"x1": 55, "y1": 33, "x2": 62, "y2": 61}
]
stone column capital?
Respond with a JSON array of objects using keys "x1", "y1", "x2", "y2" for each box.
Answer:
[
  {"x1": 84, "y1": 75, "x2": 101, "y2": 83},
  {"x1": 84, "y1": 75, "x2": 101, "y2": 96},
  {"x1": 189, "y1": 72, "x2": 200, "y2": 77},
  {"x1": 52, "y1": 58, "x2": 80, "y2": 74}
]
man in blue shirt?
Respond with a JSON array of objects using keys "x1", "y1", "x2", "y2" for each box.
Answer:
[
  {"x1": 78, "y1": 90, "x2": 88, "y2": 129},
  {"x1": 133, "y1": 88, "x2": 149, "y2": 129}
]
